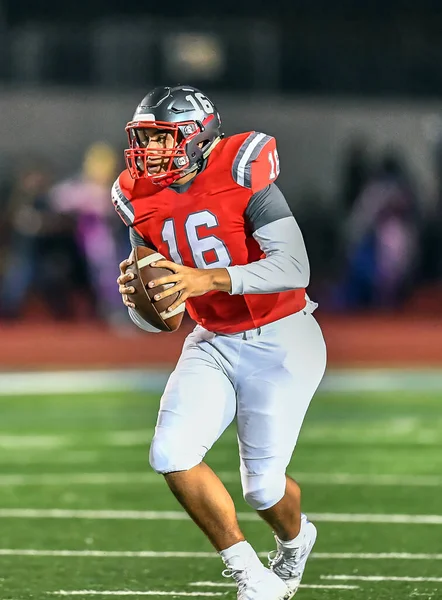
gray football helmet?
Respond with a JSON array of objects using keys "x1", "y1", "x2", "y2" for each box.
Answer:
[{"x1": 125, "y1": 85, "x2": 223, "y2": 186}]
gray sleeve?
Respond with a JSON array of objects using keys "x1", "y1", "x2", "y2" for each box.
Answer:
[
  {"x1": 244, "y1": 184, "x2": 293, "y2": 232},
  {"x1": 226, "y1": 216, "x2": 310, "y2": 295},
  {"x1": 129, "y1": 226, "x2": 150, "y2": 249},
  {"x1": 225, "y1": 184, "x2": 310, "y2": 295}
]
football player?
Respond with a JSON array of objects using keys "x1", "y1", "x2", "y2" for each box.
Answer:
[{"x1": 114, "y1": 86, "x2": 327, "y2": 600}]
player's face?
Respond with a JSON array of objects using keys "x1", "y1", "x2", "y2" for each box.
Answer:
[{"x1": 136, "y1": 128, "x2": 176, "y2": 175}]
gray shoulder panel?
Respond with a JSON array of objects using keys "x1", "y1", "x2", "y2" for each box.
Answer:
[
  {"x1": 111, "y1": 180, "x2": 135, "y2": 226},
  {"x1": 245, "y1": 183, "x2": 293, "y2": 232},
  {"x1": 129, "y1": 227, "x2": 150, "y2": 249},
  {"x1": 232, "y1": 132, "x2": 272, "y2": 188}
]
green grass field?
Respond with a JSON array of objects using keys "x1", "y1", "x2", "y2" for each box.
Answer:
[{"x1": 0, "y1": 381, "x2": 441, "y2": 600}]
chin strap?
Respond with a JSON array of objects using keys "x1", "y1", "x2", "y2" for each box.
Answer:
[{"x1": 202, "y1": 136, "x2": 222, "y2": 159}]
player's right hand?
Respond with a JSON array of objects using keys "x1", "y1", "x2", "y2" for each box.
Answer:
[{"x1": 117, "y1": 252, "x2": 136, "y2": 309}]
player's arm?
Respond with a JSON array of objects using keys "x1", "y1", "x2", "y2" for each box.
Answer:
[
  {"x1": 123, "y1": 227, "x2": 163, "y2": 333},
  {"x1": 112, "y1": 173, "x2": 162, "y2": 333},
  {"x1": 226, "y1": 183, "x2": 309, "y2": 298},
  {"x1": 224, "y1": 132, "x2": 310, "y2": 295}
]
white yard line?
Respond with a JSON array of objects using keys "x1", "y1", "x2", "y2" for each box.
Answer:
[
  {"x1": 0, "y1": 549, "x2": 218, "y2": 558},
  {"x1": 48, "y1": 586, "x2": 360, "y2": 595},
  {"x1": 0, "y1": 509, "x2": 195, "y2": 520},
  {"x1": 2, "y1": 471, "x2": 442, "y2": 487},
  {"x1": 286, "y1": 473, "x2": 442, "y2": 487},
  {"x1": 1, "y1": 508, "x2": 442, "y2": 525},
  {"x1": 308, "y1": 513, "x2": 442, "y2": 524},
  {"x1": 191, "y1": 582, "x2": 358, "y2": 590},
  {"x1": 48, "y1": 592, "x2": 224, "y2": 597},
  {"x1": 0, "y1": 432, "x2": 152, "y2": 454},
  {"x1": 0, "y1": 473, "x2": 162, "y2": 486},
  {"x1": 0, "y1": 549, "x2": 441, "y2": 561},
  {"x1": 2, "y1": 368, "x2": 442, "y2": 395},
  {"x1": 0, "y1": 435, "x2": 69, "y2": 449},
  {"x1": 321, "y1": 369, "x2": 442, "y2": 392},
  {"x1": 313, "y1": 552, "x2": 442, "y2": 560},
  {"x1": 322, "y1": 575, "x2": 442, "y2": 583},
  {"x1": 0, "y1": 370, "x2": 171, "y2": 396}
]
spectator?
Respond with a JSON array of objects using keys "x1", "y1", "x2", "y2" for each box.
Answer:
[
  {"x1": 420, "y1": 133, "x2": 442, "y2": 284},
  {"x1": 340, "y1": 137, "x2": 372, "y2": 214},
  {"x1": 0, "y1": 157, "x2": 77, "y2": 319},
  {"x1": 332, "y1": 151, "x2": 420, "y2": 310},
  {"x1": 50, "y1": 142, "x2": 130, "y2": 328}
]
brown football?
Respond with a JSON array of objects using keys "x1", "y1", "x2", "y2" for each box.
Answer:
[{"x1": 126, "y1": 246, "x2": 185, "y2": 332}]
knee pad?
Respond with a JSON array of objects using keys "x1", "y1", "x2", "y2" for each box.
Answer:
[
  {"x1": 149, "y1": 429, "x2": 205, "y2": 474},
  {"x1": 241, "y1": 466, "x2": 286, "y2": 511}
]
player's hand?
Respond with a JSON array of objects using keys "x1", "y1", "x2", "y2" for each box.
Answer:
[
  {"x1": 117, "y1": 251, "x2": 136, "y2": 309},
  {"x1": 148, "y1": 260, "x2": 232, "y2": 313}
]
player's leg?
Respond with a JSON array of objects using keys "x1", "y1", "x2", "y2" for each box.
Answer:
[
  {"x1": 149, "y1": 329, "x2": 243, "y2": 551},
  {"x1": 237, "y1": 310, "x2": 326, "y2": 529},
  {"x1": 257, "y1": 474, "x2": 302, "y2": 540},
  {"x1": 150, "y1": 328, "x2": 291, "y2": 600},
  {"x1": 164, "y1": 464, "x2": 244, "y2": 551},
  {"x1": 237, "y1": 310, "x2": 326, "y2": 594}
]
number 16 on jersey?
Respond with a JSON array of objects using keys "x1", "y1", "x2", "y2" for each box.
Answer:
[{"x1": 161, "y1": 211, "x2": 232, "y2": 269}]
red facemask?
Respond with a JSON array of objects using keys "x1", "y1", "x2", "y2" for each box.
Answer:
[{"x1": 124, "y1": 120, "x2": 201, "y2": 186}]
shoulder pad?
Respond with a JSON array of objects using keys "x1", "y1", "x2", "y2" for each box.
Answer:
[
  {"x1": 231, "y1": 132, "x2": 280, "y2": 192},
  {"x1": 111, "y1": 171, "x2": 135, "y2": 226}
]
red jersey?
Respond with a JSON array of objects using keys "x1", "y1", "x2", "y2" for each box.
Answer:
[{"x1": 112, "y1": 131, "x2": 306, "y2": 334}]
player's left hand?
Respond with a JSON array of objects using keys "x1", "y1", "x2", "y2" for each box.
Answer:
[{"x1": 148, "y1": 260, "x2": 231, "y2": 313}]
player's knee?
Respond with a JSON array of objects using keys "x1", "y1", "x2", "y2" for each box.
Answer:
[
  {"x1": 242, "y1": 471, "x2": 286, "y2": 511},
  {"x1": 149, "y1": 432, "x2": 204, "y2": 474}
]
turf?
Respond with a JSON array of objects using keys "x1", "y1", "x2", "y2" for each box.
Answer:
[{"x1": 0, "y1": 387, "x2": 441, "y2": 600}]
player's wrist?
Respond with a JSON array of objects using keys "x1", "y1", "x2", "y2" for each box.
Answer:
[{"x1": 208, "y1": 268, "x2": 232, "y2": 293}]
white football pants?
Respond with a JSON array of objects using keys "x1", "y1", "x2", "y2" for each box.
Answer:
[{"x1": 149, "y1": 305, "x2": 327, "y2": 510}]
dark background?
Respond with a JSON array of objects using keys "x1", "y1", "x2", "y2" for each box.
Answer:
[{"x1": 1, "y1": 1, "x2": 442, "y2": 95}]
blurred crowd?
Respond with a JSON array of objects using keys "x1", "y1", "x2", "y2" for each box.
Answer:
[
  {"x1": 1, "y1": 137, "x2": 442, "y2": 327},
  {"x1": 299, "y1": 137, "x2": 442, "y2": 313},
  {"x1": 0, "y1": 143, "x2": 131, "y2": 328}
]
